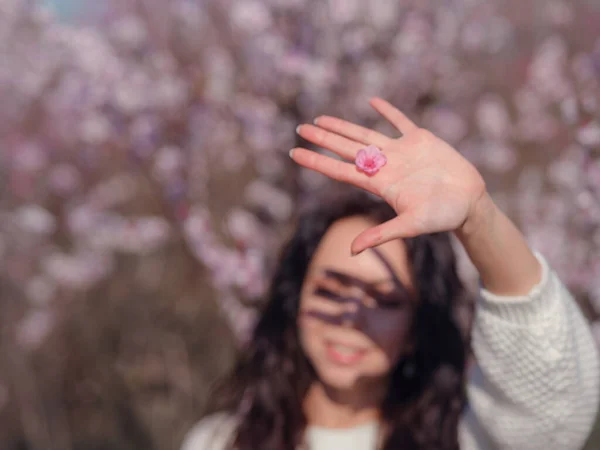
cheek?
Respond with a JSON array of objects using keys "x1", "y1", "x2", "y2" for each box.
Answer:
[
  {"x1": 362, "y1": 310, "x2": 414, "y2": 363},
  {"x1": 297, "y1": 314, "x2": 324, "y2": 361}
]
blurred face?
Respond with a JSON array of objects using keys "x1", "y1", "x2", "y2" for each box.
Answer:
[{"x1": 298, "y1": 216, "x2": 417, "y2": 392}]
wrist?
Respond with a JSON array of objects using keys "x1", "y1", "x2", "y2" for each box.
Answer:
[
  {"x1": 454, "y1": 190, "x2": 497, "y2": 240},
  {"x1": 452, "y1": 190, "x2": 542, "y2": 295}
]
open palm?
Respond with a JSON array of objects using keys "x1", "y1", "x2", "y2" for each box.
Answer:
[{"x1": 291, "y1": 97, "x2": 487, "y2": 255}]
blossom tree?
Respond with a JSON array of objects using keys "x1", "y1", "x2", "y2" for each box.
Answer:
[{"x1": 0, "y1": 0, "x2": 598, "y2": 448}]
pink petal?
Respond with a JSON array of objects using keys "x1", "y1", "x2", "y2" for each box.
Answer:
[
  {"x1": 355, "y1": 151, "x2": 368, "y2": 166},
  {"x1": 373, "y1": 153, "x2": 387, "y2": 166}
]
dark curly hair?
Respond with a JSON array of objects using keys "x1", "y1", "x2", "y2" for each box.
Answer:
[{"x1": 208, "y1": 192, "x2": 470, "y2": 450}]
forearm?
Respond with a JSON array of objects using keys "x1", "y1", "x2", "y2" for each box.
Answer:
[{"x1": 453, "y1": 191, "x2": 542, "y2": 296}]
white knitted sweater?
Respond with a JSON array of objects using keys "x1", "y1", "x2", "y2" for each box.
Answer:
[{"x1": 182, "y1": 253, "x2": 600, "y2": 449}]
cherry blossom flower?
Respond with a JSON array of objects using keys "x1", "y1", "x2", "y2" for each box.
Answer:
[{"x1": 355, "y1": 145, "x2": 387, "y2": 175}]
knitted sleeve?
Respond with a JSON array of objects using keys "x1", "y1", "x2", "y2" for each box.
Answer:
[{"x1": 459, "y1": 252, "x2": 600, "y2": 450}]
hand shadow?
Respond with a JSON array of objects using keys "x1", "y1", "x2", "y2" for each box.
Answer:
[{"x1": 303, "y1": 249, "x2": 417, "y2": 356}]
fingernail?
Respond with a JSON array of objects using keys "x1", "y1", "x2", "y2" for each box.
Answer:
[
  {"x1": 295, "y1": 125, "x2": 302, "y2": 134},
  {"x1": 313, "y1": 117, "x2": 321, "y2": 125},
  {"x1": 351, "y1": 248, "x2": 363, "y2": 257},
  {"x1": 289, "y1": 149, "x2": 295, "y2": 158}
]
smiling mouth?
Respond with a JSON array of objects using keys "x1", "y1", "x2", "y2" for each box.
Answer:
[{"x1": 325, "y1": 341, "x2": 368, "y2": 365}]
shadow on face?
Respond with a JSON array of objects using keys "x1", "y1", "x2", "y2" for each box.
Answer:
[{"x1": 298, "y1": 216, "x2": 418, "y2": 391}]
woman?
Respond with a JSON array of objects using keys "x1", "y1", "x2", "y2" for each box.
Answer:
[{"x1": 182, "y1": 98, "x2": 599, "y2": 449}]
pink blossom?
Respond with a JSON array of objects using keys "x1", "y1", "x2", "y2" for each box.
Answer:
[
  {"x1": 16, "y1": 309, "x2": 55, "y2": 351},
  {"x1": 355, "y1": 145, "x2": 387, "y2": 175},
  {"x1": 2, "y1": 0, "x2": 600, "y2": 352}
]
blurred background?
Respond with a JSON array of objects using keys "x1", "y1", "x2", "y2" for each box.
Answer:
[{"x1": 0, "y1": 0, "x2": 599, "y2": 449}]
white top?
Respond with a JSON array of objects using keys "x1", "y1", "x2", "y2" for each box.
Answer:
[{"x1": 181, "y1": 253, "x2": 600, "y2": 449}]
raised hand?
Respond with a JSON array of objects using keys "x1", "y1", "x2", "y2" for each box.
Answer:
[{"x1": 290, "y1": 97, "x2": 487, "y2": 255}]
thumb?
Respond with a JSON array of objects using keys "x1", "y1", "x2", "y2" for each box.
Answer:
[{"x1": 350, "y1": 214, "x2": 422, "y2": 256}]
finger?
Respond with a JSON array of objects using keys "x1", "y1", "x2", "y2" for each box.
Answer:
[
  {"x1": 350, "y1": 215, "x2": 421, "y2": 256},
  {"x1": 289, "y1": 147, "x2": 377, "y2": 194},
  {"x1": 369, "y1": 97, "x2": 419, "y2": 135},
  {"x1": 296, "y1": 124, "x2": 363, "y2": 160},
  {"x1": 313, "y1": 115, "x2": 391, "y2": 148}
]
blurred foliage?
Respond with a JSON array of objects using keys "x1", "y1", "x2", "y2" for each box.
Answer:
[{"x1": 0, "y1": 0, "x2": 599, "y2": 448}]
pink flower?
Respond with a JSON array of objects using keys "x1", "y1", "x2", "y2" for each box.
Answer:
[{"x1": 355, "y1": 145, "x2": 387, "y2": 175}]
